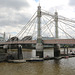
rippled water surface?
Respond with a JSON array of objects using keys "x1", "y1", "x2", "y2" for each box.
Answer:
[{"x1": 0, "y1": 48, "x2": 75, "y2": 75}]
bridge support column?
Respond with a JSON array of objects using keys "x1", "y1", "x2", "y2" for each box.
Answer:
[
  {"x1": 54, "y1": 44, "x2": 60, "y2": 57},
  {"x1": 3, "y1": 45, "x2": 8, "y2": 53},
  {"x1": 36, "y1": 51, "x2": 43, "y2": 58},
  {"x1": 17, "y1": 45, "x2": 23, "y2": 59},
  {"x1": 36, "y1": 38, "x2": 43, "y2": 58},
  {"x1": 67, "y1": 47, "x2": 69, "y2": 56},
  {"x1": 64, "y1": 46, "x2": 66, "y2": 55}
]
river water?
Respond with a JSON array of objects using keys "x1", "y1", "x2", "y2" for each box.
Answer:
[{"x1": 0, "y1": 48, "x2": 75, "y2": 75}]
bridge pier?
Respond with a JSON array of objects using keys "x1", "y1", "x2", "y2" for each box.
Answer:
[
  {"x1": 3, "y1": 45, "x2": 8, "y2": 53},
  {"x1": 64, "y1": 45, "x2": 69, "y2": 56},
  {"x1": 36, "y1": 38, "x2": 43, "y2": 58},
  {"x1": 54, "y1": 44, "x2": 60, "y2": 57},
  {"x1": 36, "y1": 51, "x2": 43, "y2": 58},
  {"x1": 17, "y1": 45, "x2": 23, "y2": 59}
]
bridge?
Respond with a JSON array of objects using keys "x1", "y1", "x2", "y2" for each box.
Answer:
[
  {"x1": 0, "y1": 5, "x2": 75, "y2": 45},
  {"x1": 1, "y1": 5, "x2": 75, "y2": 59}
]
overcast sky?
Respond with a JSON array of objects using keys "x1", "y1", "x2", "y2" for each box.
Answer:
[{"x1": 0, "y1": 0, "x2": 75, "y2": 38}]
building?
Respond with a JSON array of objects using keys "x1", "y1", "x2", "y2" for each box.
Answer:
[{"x1": 0, "y1": 37, "x2": 4, "y2": 42}]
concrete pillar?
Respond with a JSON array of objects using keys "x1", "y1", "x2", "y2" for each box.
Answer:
[
  {"x1": 67, "y1": 47, "x2": 68, "y2": 56},
  {"x1": 36, "y1": 38, "x2": 43, "y2": 58},
  {"x1": 3, "y1": 45, "x2": 8, "y2": 53},
  {"x1": 18, "y1": 45, "x2": 23, "y2": 59},
  {"x1": 36, "y1": 51, "x2": 43, "y2": 58},
  {"x1": 54, "y1": 44, "x2": 60, "y2": 57},
  {"x1": 64, "y1": 46, "x2": 66, "y2": 55},
  {"x1": 32, "y1": 50, "x2": 36, "y2": 58}
]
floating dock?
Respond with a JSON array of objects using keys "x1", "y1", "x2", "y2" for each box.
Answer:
[
  {"x1": 26, "y1": 58, "x2": 44, "y2": 62},
  {"x1": 8, "y1": 59, "x2": 26, "y2": 63}
]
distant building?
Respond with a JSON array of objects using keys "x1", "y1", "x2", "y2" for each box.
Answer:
[{"x1": 0, "y1": 37, "x2": 4, "y2": 42}]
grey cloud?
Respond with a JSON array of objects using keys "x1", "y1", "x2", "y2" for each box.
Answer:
[
  {"x1": 0, "y1": 12, "x2": 30, "y2": 27},
  {"x1": 69, "y1": 0, "x2": 75, "y2": 6},
  {"x1": 49, "y1": 5, "x2": 64, "y2": 13},
  {"x1": 0, "y1": 0, "x2": 29, "y2": 9},
  {"x1": 17, "y1": 13, "x2": 30, "y2": 24},
  {"x1": 0, "y1": 0, "x2": 32, "y2": 33}
]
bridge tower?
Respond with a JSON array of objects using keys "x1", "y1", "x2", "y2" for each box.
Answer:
[
  {"x1": 36, "y1": 5, "x2": 43, "y2": 58},
  {"x1": 55, "y1": 11, "x2": 58, "y2": 38},
  {"x1": 54, "y1": 11, "x2": 60, "y2": 58}
]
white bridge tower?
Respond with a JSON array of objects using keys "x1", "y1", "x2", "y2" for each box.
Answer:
[{"x1": 36, "y1": 5, "x2": 43, "y2": 58}]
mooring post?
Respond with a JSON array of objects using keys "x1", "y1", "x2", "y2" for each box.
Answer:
[
  {"x1": 54, "y1": 44, "x2": 60, "y2": 57},
  {"x1": 67, "y1": 46, "x2": 68, "y2": 56},
  {"x1": 64, "y1": 45, "x2": 66, "y2": 56},
  {"x1": 36, "y1": 38, "x2": 43, "y2": 58},
  {"x1": 18, "y1": 45, "x2": 23, "y2": 59},
  {"x1": 3, "y1": 45, "x2": 8, "y2": 53}
]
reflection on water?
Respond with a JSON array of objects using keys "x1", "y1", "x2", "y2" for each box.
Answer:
[
  {"x1": 22, "y1": 48, "x2": 54, "y2": 59},
  {"x1": 0, "y1": 48, "x2": 75, "y2": 75}
]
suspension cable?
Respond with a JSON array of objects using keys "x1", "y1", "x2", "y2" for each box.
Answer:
[
  {"x1": 18, "y1": 16, "x2": 37, "y2": 38},
  {"x1": 59, "y1": 22, "x2": 70, "y2": 39},
  {"x1": 16, "y1": 11, "x2": 37, "y2": 37},
  {"x1": 58, "y1": 15, "x2": 75, "y2": 23},
  {"x1": 19, "y1": 16, "x2": 37, "y2": 39},
  {"x1": 41, "y1": 20, "x2": 54, "y2": 35},
  {"x1": 59, "y1": 20, "x2": 75, "y2": 29},
  {"x1": 58, "y1": 26, "x2": 74, "y2": 39},
  {"x1": 42, "y1": 16, "x2": 54, "y2": 37}
]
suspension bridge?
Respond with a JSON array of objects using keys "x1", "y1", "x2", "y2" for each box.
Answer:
[
  {"x1": 0, "y1": 5, "x2": 75, "y2": 45},
  {"x1": 0, "y1": 5, "x2": 75, "y2": 61}
]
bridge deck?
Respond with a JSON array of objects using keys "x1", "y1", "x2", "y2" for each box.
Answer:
[
  {"x1": 44, "y1": 39, "x2": 75, "y2": 44},
  {"x1": 0, "y1": 39, "x2": 75, "y2": 45}
]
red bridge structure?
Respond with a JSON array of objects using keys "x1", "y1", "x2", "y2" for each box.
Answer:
[{"x1": 0, "y1": 39, "x2": 75, "y2": 45}]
